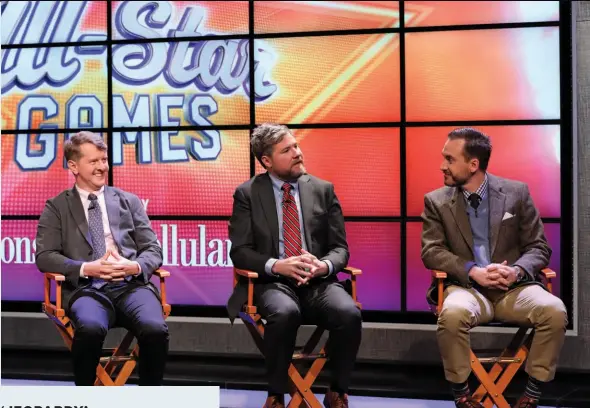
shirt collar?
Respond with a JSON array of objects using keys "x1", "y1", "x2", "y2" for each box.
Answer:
[
  {"x1": 76, "y1": 184, "x2": 105, "y2": 201},
  {"x1": 462, "y1": 173, "x2": 488, "y2": 200},
  {"x1": 268, "y1": 172, "x2": 298, "y2": 192}
]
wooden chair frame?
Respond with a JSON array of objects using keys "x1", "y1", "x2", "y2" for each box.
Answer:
[
  {"x1": 234, "y1": 267, "x2": 362, "y2": 408},
  {"x1": 431, "y1": 268, "x2": 556, "y2": 408},
  {"x1": 42, "y1": 270, "x2": 171, "y2": 386}
]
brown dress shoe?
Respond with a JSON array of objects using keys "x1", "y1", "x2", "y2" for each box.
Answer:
[
  {"x1": 455, "y1": 396, "x2": 485, "y2": 408},
  {"x1": 323, "y1": 390, "x2": 349, "y2": 408},
  {"x1": 513, "y1": 395, "x2": 539, "y2": 408},
  {"x1": 264, "y1": 396, "x2": 285, "y2": 408}
]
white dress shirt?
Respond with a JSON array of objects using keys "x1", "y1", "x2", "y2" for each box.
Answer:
[{"x1": 76, "y1": 185, "x2": 140, "y2": 277}]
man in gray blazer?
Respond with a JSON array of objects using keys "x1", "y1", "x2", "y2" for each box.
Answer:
[
  {"x1": 227, "y1": 123, "x2": 362, "y2": 408},
  {"x1": 35, "y1": 131, "x2": 168, "y2": 386},
  {"x1": 421, "y1": 128, "x2": 567, "y2": 408}
]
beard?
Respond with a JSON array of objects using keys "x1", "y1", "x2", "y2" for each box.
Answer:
[
  {"x1": 276, "y1": 161, "x2": 306, "y2": 182},
  {"x1": 443, "y1": 170, "x2": 471, "y2": 187}
]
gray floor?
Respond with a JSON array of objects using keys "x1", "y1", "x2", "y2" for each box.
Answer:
[{"x1": 0, "y1": 379, "x2": 564, "y2": 407}]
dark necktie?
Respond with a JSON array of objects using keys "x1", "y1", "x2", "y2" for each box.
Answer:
[
  {"x1": 468, "y1": 193, "x2": 482, "y2": 217},
  {"x1": 88, "y1": 193, "x2": 107, "y2": 289},
  {"x1": 281, "y1": 183, "x2": 302, "y2": 258}
]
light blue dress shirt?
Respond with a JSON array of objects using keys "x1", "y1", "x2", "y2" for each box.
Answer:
[{"x1": 264, "y1": 173, "x2": 334, "y2": 278}]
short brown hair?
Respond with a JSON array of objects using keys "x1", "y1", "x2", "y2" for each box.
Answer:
[
  {"x1": 64, "y1": 131, "x2": 107, "y2": 162},
  {"x1": 448, "y1": 127, "x2": 492, "y2": 171},
  {"x1": 251, "y1": 123, "x2": 291, "y2": 168}
]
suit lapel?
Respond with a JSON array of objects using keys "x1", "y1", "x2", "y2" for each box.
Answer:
[
  {"x1": 256, "y1": 174, "x2": 280, "y2": 256},
  {"x1": 449, "y1": 189, "x2": 474, "y2": 255},
  {"x1": 297, "y1": 174, "x2": 314, "y2": 252},
  {"x1": 104, "y1": 186, "x2": 122, "y2": 250},
  {"x1": 488, "y1": 175, "x2": 506, "y2": 258},
  {"x1": 66, "y1": 186, "x2": 92, "y2": 248}
]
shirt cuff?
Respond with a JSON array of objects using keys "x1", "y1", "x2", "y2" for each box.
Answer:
[
  {"x1": 80, "y1": 262, "x2": 87, "y2": 277},
  {"x1": 465, "y1": 261, "x2": 477, "y2": 274},
  {"x1": 513, "y1": 264, "x2": 527, "y2": 281},
  {"x1": 319, "y1": 260, "x2": 333, "y2": 278},
  {"x1": 133, "y1": 261, "x2": 142, "y2": 277},
  {"x1": 265, "y1": 258, "x2": 279, "y2": 276}
]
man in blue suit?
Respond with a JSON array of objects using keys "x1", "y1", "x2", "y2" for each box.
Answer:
[{"x1": 36, "y1": 131, "x2": 168, "y2": 385}]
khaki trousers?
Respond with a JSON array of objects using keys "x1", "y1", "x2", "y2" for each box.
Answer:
[{"x1": 437, "y1": 283, "x2": 567, "y2": 384}]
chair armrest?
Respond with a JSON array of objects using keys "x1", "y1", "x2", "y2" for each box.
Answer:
[
  {"x1": 431, "y1": 270, "x2": 447, "y2": 316},
  {"x1": 45, "y1": 273, "x2": 66, "y2": 282},
  {"x1": 342, "y1": 266, "x2": 362, "y2": 309},
  {"x1": 42, "y1": 272, "x2": 66, "y2": 317},
  {"x1": 151, "y1": 269, "x2": 171, "y2": 318},
  {"x1": 342, "y1": 266, "x2": 362, "y2": 276},
  {"x1": 233, "y1": 268, "x2": 258, "y2": 314},
  {"x1": 153, "y1": 269, "x2": 170, "y2": 278},
  {"x1": 539, "y1": 268, "x2": 555, "y2": 294},
  {"x1": 235, "y1": 268, "x2": 259, "y2": 279}
]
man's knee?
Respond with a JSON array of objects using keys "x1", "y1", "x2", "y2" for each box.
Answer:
[
  {"x1": 137, "y1": 318, "x2": 169, "y2": 343},
  {"x1": 331, "y1": 302, "x2": 362, "y2": 330},
  {"x1": 75, "y1": 318, "x2": 108, "y2": 340},
  {"x1": 438, "y1": 304, "x2": 473, "y2": 334},
  {"x1": 266, "y1": 302, "x2": 302, "y2": 328},
  {"x1": 537, "y1": 297, "x2": 568, "y2": 332}
]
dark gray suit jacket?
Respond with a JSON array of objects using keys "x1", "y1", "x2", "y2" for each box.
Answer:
[
  {"x1": 35, "y1": 185, "x2": 163, "y2": 310},
  {"x1": 421, "y1": 174, "x2": 551, "y2": 305},
  {"x1": 226, "y1": 173, "x2": 350, "y2": 320}
]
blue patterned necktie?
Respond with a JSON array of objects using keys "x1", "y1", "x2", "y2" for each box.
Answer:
[{"x1": 88, "y1": 193, "x2": 107, "y2": 289}]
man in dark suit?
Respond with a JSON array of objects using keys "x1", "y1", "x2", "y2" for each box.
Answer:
[
  {"x1": 227, "y1": 123, "x2": 362, "y2": 408},
  {"x1": 35, "y1": 131, "x2": 169, "y2": 386},
  {"x1": 421, "y1": 128, "x2": 567, "y2": 408}
]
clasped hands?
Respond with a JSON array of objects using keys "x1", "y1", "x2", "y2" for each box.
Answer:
[
  {"x1": 271, "y1": 249, "x2": 328, "y2": 286},
  {"x1": 468, "y1": 260, "x2": 519, "y2": 291},
  {"x1": 83, "y1": 248, "x2": 139, "y2": 282}
]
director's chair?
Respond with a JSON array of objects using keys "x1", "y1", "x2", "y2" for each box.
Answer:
[
  {"x1": 234, "y1": 266, "x2": 362, "y2": 408},
  {"x1": 42, "y1": 270, "x2": 171, "y2": 386},
  {"x1": 431, "y1": 268, "x2": 556, "y2": 408}
]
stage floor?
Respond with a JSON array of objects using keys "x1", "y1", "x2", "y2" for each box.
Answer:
[{"x1": 1, "y1": 379, "x2": 565, "y2": 407}]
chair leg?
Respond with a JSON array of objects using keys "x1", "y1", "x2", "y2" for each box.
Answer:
[
  {"x1": 287, "y1": 357, "x2": 326, "y2": 408},
  {"x1": 103, "y1": 331, "x2": 136, "y2": 376},
  {"x1": 55, "y1": 323, "x2": 74, "y2": 351},
  {"x1": 481, "y1": 332, "x2": 534, "y2": 407},
  {"x1": 470, "y1": 349, "x2": 511, "y2": 408},
  {"x1": 95, "y1": 366, "x2": 115, "y2": 385},
  {"x1": 244, "y1": 319, "x2": 266, "y2": 353},
  {"x1": 113, "y1": 345, "x2": 139, "y2": 386},
  {"x1": 288, "y1": 327, "x2": 326, "y2": 407},
  {"x1": 472, "y1": 328, "x2": 533, "y2": 408},
  {"x1": 287, "y1": 340, "x2": 328, "y2": 408},
  {"x1": 241, "y1": 314, "x2": 328, "y2": 408},
  {"x1": 94, "y1": 332, "x2": 138, "y2": 386}
]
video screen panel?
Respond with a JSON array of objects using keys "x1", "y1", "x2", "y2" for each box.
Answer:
[
  {"x1": 113, "y1": 130, "x2": 250, "y2": 216},
  {"x1": 405, "y1": 27, "x2": 560, "y2": 121},
  {"x1": 255, "y1": 34, "x2": 401, "y2": 124},
  {"x1": 2, "y1": 46, "x2": 108, "y2": 131},
  {"x1": 405, "y1": 1, "x2": 559, "y2": 27},
  {"x1": 111, "y1": 1, "x2": 250, "y2": 39},
  {"x1": 254, "y1": 1, "x2": 401, "y2": 33}
]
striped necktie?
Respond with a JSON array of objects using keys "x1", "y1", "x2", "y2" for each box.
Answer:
[{"x1": 281, "y1": 183, "x2": 302, "y2": 258}]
